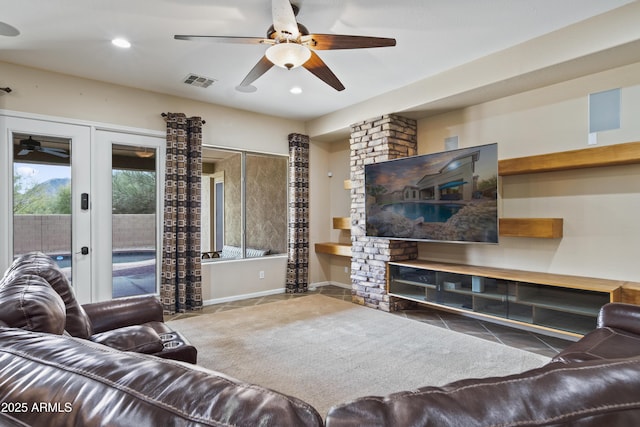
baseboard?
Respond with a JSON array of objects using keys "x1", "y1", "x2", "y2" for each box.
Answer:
[
  {"x1": 203, "y1": 288, "x2": 285, "y2": 306},
  {"x1": 204, "y1": 281, "x2": 351, "y2": 305},
  {"x1": 310, "y1": 281, "x2": 351, "y2": 291}
]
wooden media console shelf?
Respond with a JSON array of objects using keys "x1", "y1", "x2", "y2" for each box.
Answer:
[{"x1": 388, "y1": 260, "x2": 640, "y2": 338}]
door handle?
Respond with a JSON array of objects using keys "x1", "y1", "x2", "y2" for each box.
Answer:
[{"x1": 81, "y1": 193, "x2": 89, "y2": 210}]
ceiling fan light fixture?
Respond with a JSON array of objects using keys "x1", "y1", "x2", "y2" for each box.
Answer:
[
  {"x1": 265, "y1": 42, "x2": 310, "y2": 70},
  {"x1": 135, "y1": 148, "x2": 155, "y2": 158}
]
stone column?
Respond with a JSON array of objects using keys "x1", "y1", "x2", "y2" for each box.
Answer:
[{"x1": 350, "y1": 114, "x2": 418, "y2": 311}]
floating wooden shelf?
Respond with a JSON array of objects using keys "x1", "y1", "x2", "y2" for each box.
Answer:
[
  {"x1": 498, "y1": 140, "x2": 640, "y2": 176},
  {"x1": 499, "y1": 218, "x2": 563, "y2": 239},
  {"x1": 332, "y1": 217, "x2": 351, "y2": 230},
  {"x1": 316, "y1": 217, "x2": 352, "y2": 257},
  {"x1": 315, "y1": 242, "x2": 351, "y2": 257}
]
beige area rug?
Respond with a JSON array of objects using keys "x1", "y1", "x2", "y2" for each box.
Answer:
[{"x1": 168, "y1": 294, "x2": 550, "y2": 416}]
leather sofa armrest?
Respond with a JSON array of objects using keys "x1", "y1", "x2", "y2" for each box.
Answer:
[
  {"x1": 83, "y1": 295, "x2": 164, "y2": 334},
  {"x1": 598, "y1": 302, "x2": 640, "y2": 334},
  {"x1": 91, "y1": 325, "x2": 164, "y2": 354}
]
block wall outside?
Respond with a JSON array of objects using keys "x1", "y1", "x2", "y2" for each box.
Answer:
[{"x1": 13, "y1": 214, "x2": 156, "y2": 255}]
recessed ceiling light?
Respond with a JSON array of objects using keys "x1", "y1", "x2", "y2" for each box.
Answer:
[
  {"x1": 290, "y1": 86, "x2": 303, "y2": 95},
  {"x1": 111, "y1": 38, "x2": 131, "y2": 48}
]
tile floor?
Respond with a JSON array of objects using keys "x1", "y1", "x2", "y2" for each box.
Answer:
[{"x1": 169, "y1": 285, "x2": 573, "y2": 358}]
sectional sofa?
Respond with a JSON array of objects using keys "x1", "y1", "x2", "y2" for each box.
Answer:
[{"x1": 2, "y1": 252, "x2": 640, "y2": 426}]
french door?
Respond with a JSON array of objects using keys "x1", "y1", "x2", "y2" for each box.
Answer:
[
  {"x1": 1, "y1": 114, "x2": 164, "y2": 303},
  {"x1": 93, "y1": 130, "x2": 164, "y2": 302}
]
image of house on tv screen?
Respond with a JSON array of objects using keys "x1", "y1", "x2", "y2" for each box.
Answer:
[{"x1": 365, "y1": 143, "x2": 498, "y2": 243}]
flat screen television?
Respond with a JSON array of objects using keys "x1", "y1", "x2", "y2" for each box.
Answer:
[{"x1": 364, "y1": 143, "x2": 498, "y2": 243}]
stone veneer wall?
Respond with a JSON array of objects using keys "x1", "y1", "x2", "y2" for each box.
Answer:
[{"x1": 350, "y1": 114, "x2": 419, "y2": 311}]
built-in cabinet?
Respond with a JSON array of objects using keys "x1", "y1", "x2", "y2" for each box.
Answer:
[
  {"x1": 316, "y1": 141, "x2": 640, "y2": 336},
  {"x1": 388, "y1": 260, "x2": 636, "y2": 337}
]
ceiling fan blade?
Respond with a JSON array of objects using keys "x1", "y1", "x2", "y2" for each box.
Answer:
[
  {"x1": 302, "y1": 51, "x2": 345, "y2": 91},
  {"x1": 174, "y1": 35, "x2": 268, "y2": 45},
  {"x1": 41, "y1": 148, "x2": 70, "y2": 158},
  {"x1": 238, "y1": 56, "x2": 275, "y2": 88},
  {"x1": 0, "y1": 21, "x2": 20, "y2": 37},
  {"x1": 17, "y1": 149, "x2": 30, "y2": 156},
  {"x1": 272, "y1": 0, "x2": 299, "y2": 38},
  {"x1": 305, "y1": 34, "x2": 396, "y2": 50}
]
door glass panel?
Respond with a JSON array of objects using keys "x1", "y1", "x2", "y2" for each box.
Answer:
[
  {"x1": 12, "y1": 133, "x2": 72, "y2": 278},
  {"x1": 111, "y1": 144, "x2": 157, "y2": 298}
]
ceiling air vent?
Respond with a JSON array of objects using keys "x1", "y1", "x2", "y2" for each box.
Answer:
[{"x1": 183, "y1": 74, "x2": 216, "y2": 88}]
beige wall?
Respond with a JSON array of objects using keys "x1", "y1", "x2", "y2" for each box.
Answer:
[
  {"x1": 415, "y1": 63, "x2": 640, "y2": 281},
  {"x1": 315, "y1": 61, "x2": 640, "y2": 287},
  {"x1": 309, "y1": 139, "x2": 351, "y2": 286},
  {"x1": 306, "y1": 1, "x2": 640, "y2": 287},
  {"x1": 1, "y1": 61, "x2": 304, "y2": 300},
  {"x1": 0, "y1": 61, "x2": 304, "y2": 152},
  {"x1": 0, "y1": 23, "x2": 640, "y2": 297},
  {"x1": 306, "y1": 2, "x2": 640, "y2": 141}
]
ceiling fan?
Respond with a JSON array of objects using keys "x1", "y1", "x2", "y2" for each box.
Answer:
[
  {"x1": 174, "y1": 0, "x2": 396, "y2": 92},
  {"x1": 0, "y1": 21, "x2": 20, "y2": 37},
  {"x1": 17, "y1": 136, "x2": 70, "y2": 158}
]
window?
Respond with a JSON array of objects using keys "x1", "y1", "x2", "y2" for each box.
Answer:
[{"x1": 201, "y1": 147, "x2": 288, "y2": 260}]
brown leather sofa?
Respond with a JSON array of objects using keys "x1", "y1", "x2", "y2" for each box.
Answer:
[
  {"x1": 0, "y1": 325, "x2": 324, "y2": 426},
  {"x1": 0, "y1": 252, "x2": 196, "y2": 364},
  {"x1": 0, "y1": 253, "x2": 323, "y2": 426},
  {"x1": 3, "y1": 252, "x2": 640, "y2": 426},
  {"x1": 325, "y1": 302, "x2": 640, "y2": 426}
]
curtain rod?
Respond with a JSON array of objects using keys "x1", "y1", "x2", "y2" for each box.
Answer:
[{"x1": 161, "y1": 112, "x2": 206, "y2": 125}]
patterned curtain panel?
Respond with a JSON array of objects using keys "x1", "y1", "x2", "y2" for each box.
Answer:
[
  {"x1": 287, "y1": 133, "x2": 310, "y2": 293},
  {"x1": 161, "y1": 113, "x2": 203, "y2": 314}
]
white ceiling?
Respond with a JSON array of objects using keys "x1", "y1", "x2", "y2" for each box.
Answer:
[{"x1": 0, "y1": 0, "x2": 634, "y2": 121}]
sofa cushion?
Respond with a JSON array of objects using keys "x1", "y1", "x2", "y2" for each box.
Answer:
[
  {"x1": 325, "y1": 357, "x2": 640, "y2": 427},
  {"x1": 0, "y1": 327, "x2": 323, "y2": 427},
  {"x1": 90, "y1": 325, "x2": 164, "y2": 354},
  {"x1": 6, "y1": 252, "x2": 93, "y2": 338},
  {"x1": 0, "y1": 274, "x2": 66, "y2": 334}
]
